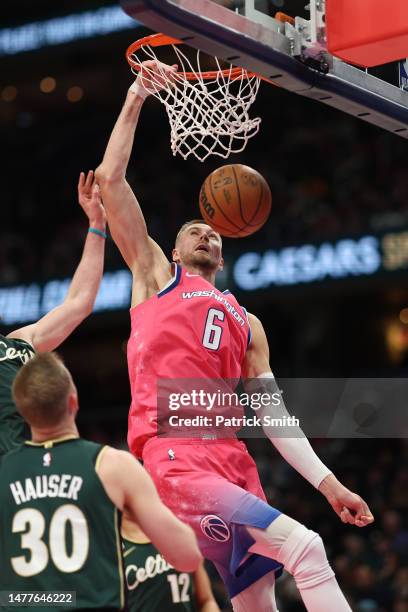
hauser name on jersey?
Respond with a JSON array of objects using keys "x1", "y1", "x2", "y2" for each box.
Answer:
[{"x1": 10, "y1": 474, "x2": 83, "y2": 505}]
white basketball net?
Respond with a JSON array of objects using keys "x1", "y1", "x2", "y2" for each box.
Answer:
[{"x1": 128, "y1": 43, "x2": 261, "y2": 162}]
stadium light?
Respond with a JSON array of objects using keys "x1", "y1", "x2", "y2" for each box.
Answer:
[{"x1": 0, "y1": 6, "x2": 139, "y2": 57}]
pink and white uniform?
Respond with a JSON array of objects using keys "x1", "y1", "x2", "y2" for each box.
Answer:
[
  {"x1": 127, "y1": 263, "x2": 251, "y2": 458},
  {"x1": 127, "y1": 263, "x2": 282, "y2": 598}
]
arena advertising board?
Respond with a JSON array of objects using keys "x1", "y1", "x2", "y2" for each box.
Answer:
[
  {"x1": 1, "y1": 229, "x2": 408, "y2": 325},
  {"x1": 232, "y1": 230, "x2": 408, "y2": 291}
]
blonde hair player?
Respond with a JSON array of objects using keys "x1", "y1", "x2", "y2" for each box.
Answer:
[
  {"x1": 96, "y1": 61, "x2": 374, "y2": 612},
  {"x1": 0, "y1": 352, "x2": 201, "y2": 611}
]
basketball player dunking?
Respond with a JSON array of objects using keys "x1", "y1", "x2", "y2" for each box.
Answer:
[{"x1": 96, "y1": 61, "x2": 374, "y2": 612}]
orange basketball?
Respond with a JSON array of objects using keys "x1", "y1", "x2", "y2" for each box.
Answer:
[{"x1": 199, "y1": 164, "x2": 272, "y2": 238}]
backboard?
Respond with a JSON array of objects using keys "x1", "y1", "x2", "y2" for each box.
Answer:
[{"x1": 121, "y1": 0, "x2": 408, "y2": 138}]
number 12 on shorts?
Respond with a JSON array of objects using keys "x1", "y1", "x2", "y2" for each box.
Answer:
[{"x1": 202, "y1": 308, "x2": 225, "y2": 350}]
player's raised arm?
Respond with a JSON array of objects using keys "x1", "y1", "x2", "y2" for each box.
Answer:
[
  {"x1": 97, "y1": 446, "x2": 202, "y2": 573},
  {"x1": 95, "y1": 61, "x2": 176, "y2": 283},
  {"x1": 8, "y1": 171, "x2": 106, "y2": 352},
  {"x1": 242, "y1": 312, "x2": 374, "y2": 528}
]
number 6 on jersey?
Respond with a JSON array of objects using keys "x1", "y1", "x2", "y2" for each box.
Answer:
[{"x1": 202, "y1": 309, "x2": 225, "y2": 350}]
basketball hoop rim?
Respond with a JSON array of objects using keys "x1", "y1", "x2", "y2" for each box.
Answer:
[{"x1": 126, "y1": 32, "x2": 257, "y2": 81}]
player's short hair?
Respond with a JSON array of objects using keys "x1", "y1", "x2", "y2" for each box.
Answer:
[
  {"x1": 12, "y1": 352, "x2": 72, "y2": 428},
  {"x1": 175, "y1": 219, "x2": 221, "y2": 245}
]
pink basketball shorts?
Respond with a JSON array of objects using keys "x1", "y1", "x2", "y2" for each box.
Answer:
[{"x1": 142, "y1": 437, "x2": 282, "y2": 597}]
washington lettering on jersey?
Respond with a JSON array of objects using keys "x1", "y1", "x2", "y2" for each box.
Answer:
[
  {"x1": 128, "y1": 265, "x2": 251, "y2": 458},
  {"x1": 181, "y1": 290, "x2": 245, "y2": 326},
  {"x1": 10, "y1": 474, "x2": 83, "y2": 505}
]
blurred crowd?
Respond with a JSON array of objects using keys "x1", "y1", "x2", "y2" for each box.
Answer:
[{"x1": 254, "y1": 437, "x2": 408, "y2": 612}]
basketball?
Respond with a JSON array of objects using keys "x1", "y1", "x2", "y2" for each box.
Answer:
[{"x1": 199, "y1": 164, "x2": 272, "y2": 238}]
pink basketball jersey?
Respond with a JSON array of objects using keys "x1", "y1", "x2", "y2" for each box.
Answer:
[{"x1": 127, "y1": 264, "x2": 251, "y2": 458}]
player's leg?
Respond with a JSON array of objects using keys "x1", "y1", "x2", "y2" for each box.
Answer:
[
  {"x1": 142, "y1": 438, "x2": 282, "y2": 608},
  {"x1": 246, "y1": 515, "x2": 351, "y2": 612},
  {"x1": 142, "y1": 439, "x2": 349, "y2": 610},
  {"x1": 231, "y1": 571, "x2": 279, "y2": 612}
]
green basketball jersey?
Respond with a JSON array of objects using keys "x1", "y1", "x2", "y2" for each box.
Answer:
[
  {"x1": 123, "y1": 538, "x2": 195, "y2": 612},
  {"x1": 0, "y1": 437, "x2": 126, "y2": 611},
  {"x1": 0, "y1": 334, "x2": 35, "y2": 455}
]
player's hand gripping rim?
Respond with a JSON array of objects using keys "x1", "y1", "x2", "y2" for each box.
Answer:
[{"x1": 130, "y1": 60, "x2": 178, "y2": 98}]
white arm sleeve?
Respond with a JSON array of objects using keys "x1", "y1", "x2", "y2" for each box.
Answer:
[{"x1": 247, "y1": 372, "x2": 332, "y2": 489}]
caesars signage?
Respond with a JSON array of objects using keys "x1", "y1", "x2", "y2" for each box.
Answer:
[{"x1": 1, "y1": 231, "x2": 408, "y2": 325}]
